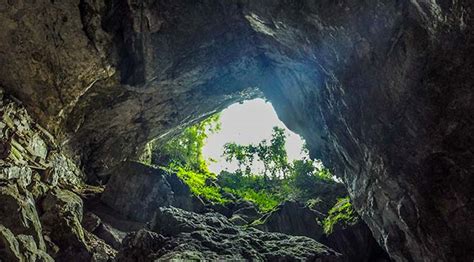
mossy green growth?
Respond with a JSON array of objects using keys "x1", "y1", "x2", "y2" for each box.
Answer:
[
  {"x1": 223, "y1": 187, "x2": 280, "y2": 212},
  {"x1": 323, "y1": 197, "x2": 358, "y2": 234},
  {"x1": 175, "y1": 166, "x2": 227, "y2": 204}
]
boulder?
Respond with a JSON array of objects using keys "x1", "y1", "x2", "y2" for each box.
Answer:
[
  {"x1": 130, "y1": 206, "x2": 342, "y2": 261},
  {"x1": 255, "y1": 200, "x2": 325, "y2": 240},
  {"x1": 101, "y1": 161, "x2": 174, "y2": 222},
  {"x1": 84, "y1": 231, "x2": 117, "y2": 262},
  {"x1": 101, "y1": 161, "x2": 201, "y2": 222}
]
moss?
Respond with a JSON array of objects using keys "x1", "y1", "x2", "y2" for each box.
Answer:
[
  {"x1": 323, "y1": 197, "x2": 358, "y2": 234},
  {"x1": 222, "y1": 187, "x2": 280, "y2": 213},
  {"x1": 175, "y1": 167, "x2": 227, "y2": 204}
]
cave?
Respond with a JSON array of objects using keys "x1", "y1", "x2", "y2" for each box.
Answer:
[{"x1": 0, "y1": 0, "x2": 473, "y2": 261}]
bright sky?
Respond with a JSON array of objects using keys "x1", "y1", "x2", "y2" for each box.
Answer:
[{"x1": 202, "y1": 98, "x2": 308, "y2": 174}]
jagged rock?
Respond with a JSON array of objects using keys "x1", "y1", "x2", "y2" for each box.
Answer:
[
  {"x1": 228, "y1": 214, "x2": 249, "y2": 226},
  {"x1": 209, "y1": 199, "x2": 261, "y2": 219},
  {"x1": 0, "y1": 166, "x2": 33, "y2": 188},
  {"x1": 255, "y1": 200, "x2": 325, "y2": 240},
  {"x1": 45, "y1": 152, "x2": 85, "y2": 188},
  {"x1": 93, "y1": 223, "x2": 125, "y2": 250},
  {"x1": 101, "y1": 161, "x2": 201, "y2": 222},
  {"x1": 27, "y1": 172, "x2": 50, "y2": 201},
  {"x1": 0, "y1": 182, "x2": 45, "y2": 251},
  {"x1": 84, "y1": 231, "x2": 117, "y2": 262},
  {"x1": 16, "y1": 235, "x2": 54, "y2": 262},
  {"x1": 82, "y1": 211, "x2": 124, "y2": 249},
  {"x1": 0, "y1": 225, "x2": 22, "y2": 261},
  {"x1": 226, "y1": 201, "x2": 263, "y2": 225},
  {"x1": 40, "y1": 188, "x2": 90, "y2": 260},
  {"x1": 165, "y1": 171, "x2": 206, "y2": 213},
  {"x1": 321, "y1": 221, "x2": 391, "y2": 262},
  {"x1": 132, "y1": 206, "x2": 342, "y2": 261},
  {"x1": 115, "y1": 229, "x2": 166, "y2": 262},
  {"x1": 0, "y1": 226, "x2": 54, "y2": 262}
]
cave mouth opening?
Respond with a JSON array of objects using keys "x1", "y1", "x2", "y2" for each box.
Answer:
[
  {"x1": 140, "y1": 97, "x2": 344, "y2": 213},
  {"x1": 202, "y1": 98, "x2": 310, "y2": 175}
]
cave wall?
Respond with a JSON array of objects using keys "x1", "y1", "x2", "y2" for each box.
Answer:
[{"x1": 0, "y1": 0, "x2": 472, "y2": 261}]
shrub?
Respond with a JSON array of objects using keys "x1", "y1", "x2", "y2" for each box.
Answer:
[{"x1": 323, "y1": 197, "x2": 358, "y2": 234}]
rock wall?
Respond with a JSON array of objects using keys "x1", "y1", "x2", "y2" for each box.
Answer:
[
  {"x1": 0, "y1": 0, "x2": 472, "y2": 261},
  {"x1": 0, "y1": 90, "x2": 116, "y2": 260}
]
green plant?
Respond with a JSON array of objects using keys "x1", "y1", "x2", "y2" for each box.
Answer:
[
  {"x1": 151, "y1": 114, "x2": 220, "y2": 173},
  {"x1": 223, "y1": 127, "x2": 289, "y2": 179},
  {"x1": 175, "y1": 166, "x2": 227, "y2": 204},
  {"x1": 223, "y1": 187, "x2": 281, "y2": 212},
  {"x1": 323, "y1": 197, "x2": 358, "y2": 234}
]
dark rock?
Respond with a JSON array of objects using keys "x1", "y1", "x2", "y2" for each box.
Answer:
[
  {"x1": 139, "y1": 206, "x2": 341, "y2": 261},
  {"x1": 101, "y1": 161, "x2": 203, "y2": 222},
  {"x1": 165, "y1": 171, "x2": 206, "y2": 213},
  {"x1": 321, "y1": 221, "x2": 391, "y2": 262},
  {"x1": 0, "y1": 226, "x2": 54, "y2": 262},
  {"x1": 255, "y1": 200, "x2": 325, "y2": 240},
  {"x1": 93, "y1": 223, "x2": 125, "y2": 250},
  {"x1": 82, "y1": 212, "x2": 102, "y2": 233},
  {"x1": 82, "y1": 211, "x2": 124, "y2": 250},
  {"x1": 84, "y1": 231, "x2": 117, "y2": 262},
  {"x1": 0, "y1": 182, "x2": 45, "y2": 251},
  {"x1": 16, "y1": 234, "x2": 54, "y2": 262},
  {"x1": 0, "y1": 225, "x2": 22, "y2": 261},
  {"x1": 40, "y1": 188, "x2": 90, "y2": 260},
  {"x1": 101, "y1": 161, "x2": 174, "y2": 222}
]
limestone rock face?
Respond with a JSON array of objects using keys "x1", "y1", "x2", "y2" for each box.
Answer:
[
  {"x1": 0, "y1": 1, "x2": 472, "y2": 261},
  {"x1": 116, "y1": 206, "x2": 342, "y2": 261},
  {"x1": 0, "y1": 183, "x2": 45, "y2": 251}
]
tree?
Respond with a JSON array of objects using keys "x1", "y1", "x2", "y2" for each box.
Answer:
[
  {"x1": 223, "y1": 126, "x2": 289, "y2": 179},
  {"x1": 150, "y1": 114, "x2": 220, "y2": 172}
]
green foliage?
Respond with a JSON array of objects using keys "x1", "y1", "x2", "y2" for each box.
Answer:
[
  {"x1": 174, "y1": 166, "x2": 227, "y2": 204},
  {"x1": 149, "y1": 113, "x2": 344, "y2": 215},
  {"x1": 323, "y1": 197, "x2": 359, "y2": 234},
  {"x1": 149, "y1": 114, "x2": 226, "y2": 204},
  {"x1": 151, "y1": 114, "x2": 220, "y2": 173},
  {"x1": 217, "y1": 170, "x2": 282, "y2": 212},
  {"x1": 223, "y1": 127, "x2": 289, "y2": 179},
  {"x1": 220, "y1": 128, "x2": 338, "y2": 211}
]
